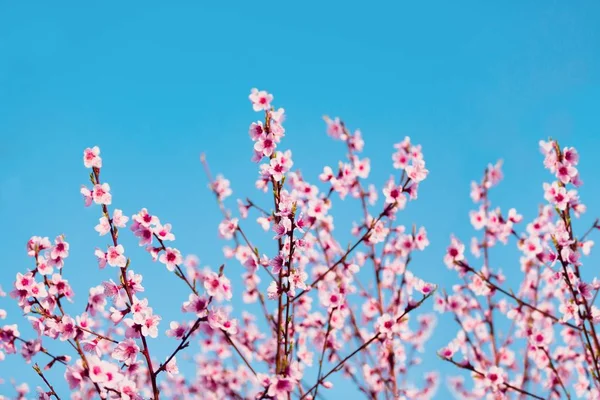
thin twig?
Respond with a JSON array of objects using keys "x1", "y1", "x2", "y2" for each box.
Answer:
[{"x1": 33, "y1": 363, "x2": 61, "y2": 400}]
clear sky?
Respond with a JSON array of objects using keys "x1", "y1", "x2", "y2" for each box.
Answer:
[{"x1": 1, "y1": 2, "x2": 600, "y2": 398}]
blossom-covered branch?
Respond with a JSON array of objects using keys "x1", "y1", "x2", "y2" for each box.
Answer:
[
  {"x1": 1, "y1": 88, "x2": 442, "y2": 399},
  {"x1": 440, "y1": 140, "x2": 599, "y2": 399}
]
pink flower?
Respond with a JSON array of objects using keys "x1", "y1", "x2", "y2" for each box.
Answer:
[
  {"x1": 92, "y1": 183, "x2": 112, "y2": 205},
  {"x1": 83, "y1": 146, "x2": 102, "y2": 169},
  {"x1": 111, "y1": 339, "x2": 139, "y2": 365},
  {"x1": 406, "y1": 159, "x2": 429, "y2": 183},
  {"x1": 80, "y1": 186, "x2": 93, "y2": 206},
  {"x1": 521, "y1": 237, "x2": 542, "y2": 258},
  {"x1": 27, "y1": 236, "x2": 51, "y2": 257},
  {"x1": 88, "y1": 356, "x2": 123, "y2": 385},
  {"x1": 563, "y1": 146, "x2": 579, "y2": 165},
  {"x1": 58, "y1": 315, "x2": 77, "y2": 341},
  {"x1": 211, "y1": 174, "x2": 232, "y2": 201},
  {"x1": 182, "y1": 294, "x2": 208, "y2": 317},
  {"x1": 203, "y1": 271, "x2": 233, "y2": 301},
  {"x1": 159, "y1": 247, "x2": 182, "y2": 272},
  {"x1": 165, "y1": 357, "x2": 179, "y2": 376},
  {"x1": 112, "y1": 209, "x2": 129, "y2": 228},
  {"x1": 469, "y1": 208, "x2": 486, "y2": 230},
  {"x1": 556, "y1": 161, "x2": 578, "y2": 184},
  {"x1": 559, "y1": 301, "x2": 580, "y2": 325},
  {"x1": 29, "y1": 281, "x2": 47, "y2": 299},
  {"x1": 249, "y1": 88, "x2": 273, "y2": 112},
  {"x1": 439, "y1": 342, "x2": 458, "y2": 359},
  {"x1": 271, "y1": 107, "x2": 286, "y2": 125},
  {"x1": 95, "y1": 248, "x2": 108, "y2": 269},
  {"x1": 218, "y1": 218, "x2": 238, "y2": 239},
  {"x1": 354, "y1": 157, "x2": 371, "y2": 179},
  {"x1": 288, "y1": 269, "x2": 308, "y2": 293},
  {"x1": 543, "y1": 182, "x2": 569, "y2": 210},
  {"x1": 130, "y1": 297, "x2": 150, "y2": 318},
  {"x1": 295, "y1": 214, "x2": 309, "y2": 233},
  {"x1": 132, "y1": 225, "x2": 153, "y2": 246},
  {"x1": 87, "y1": 285, "x2": 106, "y2": 316},
  {"x1": 485, "y1": 160, "x2": 503, "y2": 187},
  {"x1": 484, "y1": 366, "x2": 505, "y2": 389},
  {"x1": 577, "y1": 239, "x2": 594, "y2": 257},
  {"x1": 470, "y1": 181, "x2": 483, "y2": 203},
  {"x1": 48, "y1": 273, "x2": 73, "y2": 300},
  {"x1": 272, "y1": 218, "x2": 292, "y2": 240},
  {"x1": 267, "y1": 375, "x2": 294, "y2": 399},
  {"x1": 257, "y1": 216, "x2": 271, "y2": 231},
  {"x1": 137, "y1": 312, "x2": 161, "y2": 338},
  {"x1": 153, "y1": 223, "x2": 175, "y2": 242},
  {"x1": 561, "y1": 247, "x2": 581, "y2": 266},
  {"x1": 95, "y1": 216, "x2": 111, "y2": 236},
  {"x1": 376, "y1": 313, "x2": 399, "y2": 338},
  {"x1": 15, "y1": 272, "x2": 34, "y2": 292},
  {"x1": 368, "y1": 219, "x2": 389, "y2": 244},
  {"x1": 415, "y1": 279, "x2": 435, "y2": 295},
  {"x1": 444, "y1": 236, "x2": 465, "y2": 268},
  {"x1": 254, "y1": 134, "x2": 276, "y2": 158},
  {"x1": 319, "y1": 166, "x2": 335, "y2": 182},
  {"x1": 392, "y1": 146, "x2": 410, "y2": 169},
  {"x1": 166, "y1": 321, "x2": 188, "y2": 339},
  {"x1": 107, "y1": 245, "x2": 127, "y2": 268},
  {"x1": 208, "y1": 308, "x2": 238, "y2": 334},
  {"x1": 349, "y1": 129, "x2": 364, "y2": 152},
  {"x1": 51, "y1": 236, "x2": 69, "y2": 260},
  {"x1": 324, "y1": 116, "x2": 346, "y2": 140},
  {"x1": 65, "y1": 360, "x2": 85, "y2": 389},
  {"x1": 132, "y1": 208, "x2": 159, "y2": 228},
  {"x1": 269, "y1": 254, "x2": 286, "y2": 274},
  {"x1": 243, "y1": 255, "x2": 260, "y2": 273},
  {"x1": 382, "y1": 179, "x2": 406, "y2": 206},
  {"x1": 249, "y1": 121, "x2": 264, "y2": 141},
  {"x1": 321, "y1": 290, "x2": 344, "y2": 310},
  {"x1": 119, "y1": 379, "x2": 140, "y2": 400},
  {"x1": 36, "y1": 256, "x2": 53, "y2": 276},
  {"x1": 268, "y1": 150, "x2": 293, "y2": 182},
  {"x1": 529, "y1": 329, "x2": 552, "y2": 348},
  {"x1": 414, "y1": 227, "x2": 429, "y2": 250},
  {"x1": 126, "y1": 270, "x2": 145, "y2": 293},
  {"x1": 507, "y1": 208, "x2": 522, "y2": 223},
  {"x1": 469, "y1": 275, "x2": 491, "y2": 296}
]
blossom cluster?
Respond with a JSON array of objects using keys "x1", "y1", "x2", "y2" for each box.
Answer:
[
  {"x1": 439, "y1": 141, "x2": 599, "y2": 399},
  {"x1": 0, "y1": 89, "x2": 438, "y2": 399},
  {"x1": 4, "y1": 88, "x2": 597, "y2": 400}
]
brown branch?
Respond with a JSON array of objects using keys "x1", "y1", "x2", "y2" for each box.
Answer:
[
  {"x1": 442, "y1": 357, "x2": 544, "y2": 400},
  {"x1": 92, "y1": 167, "x2": 159, "y2": 399},
  {"x1": 154, "y1": 317, "x2": 206, "y2": 376},
  {"x1": 33, "y1": 363, "x2": 61, "y2": 400},
  {"x1": 541, "y1": 347, "x2": 571, "y2": 400}
]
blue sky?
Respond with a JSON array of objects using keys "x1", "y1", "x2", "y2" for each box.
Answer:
[{"x1": 1, "y1": 1, "x2": 600, "y2": 398}]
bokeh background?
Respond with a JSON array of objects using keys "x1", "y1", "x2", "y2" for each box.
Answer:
[{"x1": 1, "y1": 2, "x2": 600, "y2": 398}]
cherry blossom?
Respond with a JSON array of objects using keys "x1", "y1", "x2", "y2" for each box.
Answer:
[
  {"x1": 218, "y1": 218, "x2": 238, "y2": 240},
  {"x1": 83, "y1": 146, "x2": 102, "y2": 169},
  {"x1": 111, "y1": 339, "x2": 140, "y2": 366},
  {"x1": 0, "y1": 89, "x2": 494, "y2": 400},
  {"x1": 203, "y1": 271, "x2": 233, "y2": 301},
  {"x1": 92, "y1": 183, "x2": 112, "y2": 205},
  {"x1": 158, "y1": 247, "x2": 182, "y2": 272},
  {"x1": 106, "y1": 245, "x2": 127, "y2": 268},
  {"x1": 249, "y1": 88, "x2": 273, "y2": 112}
]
